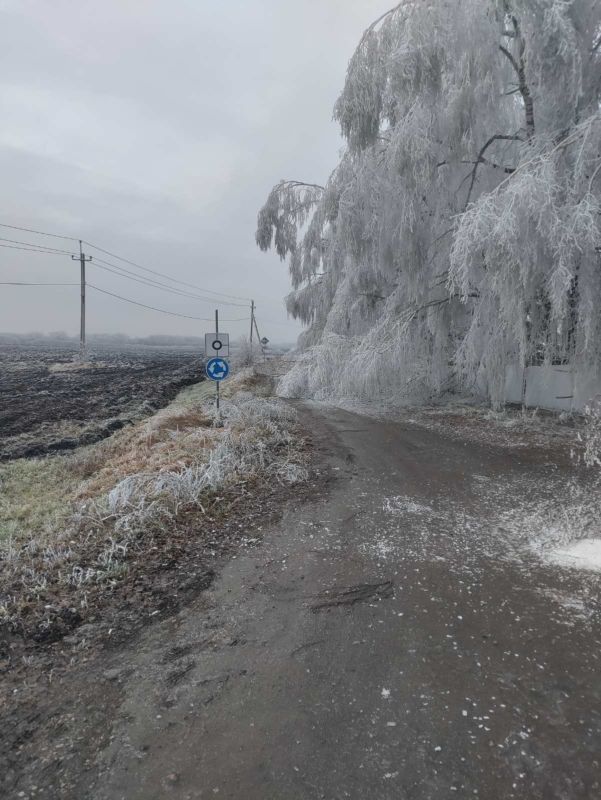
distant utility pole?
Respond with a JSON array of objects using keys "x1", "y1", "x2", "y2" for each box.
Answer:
[
  {"x1": 250, "y1": 299, "x2": 255, "y2": 355},
  {"x1": 71, "y1": 240, "x2": 92, "y2": 359},
  {"x1": 253, "y1": 313, "x2": 266, "y2": 362}
]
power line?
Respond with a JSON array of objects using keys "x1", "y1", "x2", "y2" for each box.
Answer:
[
  {"x1": 90, "y1": 256, "x2": 249, "y2": 307},
  {"x1": 0, "y1": 235, "x2": 77, "y2": 255},
  {"x1": 0, "y1": 242, "x2": 76, "y2": 256},
  {"x1": 83, "y1": 240, "x2": 251, "y2": 302},
  {"x1": 0, "y1": 222, "x2": 78, "y2": 242},
  {"x1": 0, "y1": 237, "x2": 251, "y2": 304},
  {"x1": 0, "y1": 236, "x2": 249, "y2": 307},
  {"x1": 0, "y1": 220, "x2": 253, "y2": 302},
  {"x1": 0, "y1": 281, "x2": 79, "y2": 286},
  {"x1": 260, "y1": 318, "x2": 302, "y2": 328},
  {"x1": 87, "y1": 283, "x2": 250, "y2": 322}
]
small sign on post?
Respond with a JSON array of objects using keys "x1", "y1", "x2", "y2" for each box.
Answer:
[
  {"x1": 205, "y1": 310, "x2": 230, "y2": 410},
  {"x1": 205, "y1": 333, "x2": 229, "y2": 358},
  {"x1": 206, "y1": 357, "x2": 229, "y2": 381}
]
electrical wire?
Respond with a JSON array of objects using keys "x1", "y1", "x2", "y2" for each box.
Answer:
[
  {"x1": 0, "y1": 221, "x2": 253, "y2": 302},
  {"x1": 259, "y1": 318, "x2": 303, "y2": 328},
  {"x1": 0, "y1": 281, "x2": 78, "y2": 286},
  {"x1": 83, "y1": 240, "x2": 252, "y2": 302},
  {"x1": 0, "y1": 222, "x2": 78, "y2": 241},
  {"x1": 87, "y1": 283, "x2": 250, "y2": 322},
  {"x1": 0, "y1": 235, "x2": 77, "y2": 254},
  {"x1": 0, "y1": 241, "x2": 76, "y2": 256},
  {"x1": 90, "y1": 256, "x2": 249, "y2": 307}
]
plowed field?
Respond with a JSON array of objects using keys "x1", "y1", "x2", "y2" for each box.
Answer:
[{"x1": 0, "y1": 343, "x2": 202, "y2": 460}]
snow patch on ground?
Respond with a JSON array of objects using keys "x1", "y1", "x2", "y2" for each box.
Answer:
[
  {"x1": 546, "y1": 538, "x2": 601, "y2": 573},
  {"x1": 489, "y1": 477, "x2": 601, "y2": 573},
  {"x1": 371, "y1": 539, "x2": 397, "y2": 559},
  {"x1": 363, "y1": 470, "x2": 601, "y2": 588},
  {"x1": 383, "y1": 496, "x2": 433, "y2": 516},
  {"x1": 538, "y1": 589, "x2": 592, "y2": 621}
]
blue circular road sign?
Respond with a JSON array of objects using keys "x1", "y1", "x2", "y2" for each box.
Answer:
[{"x1": 206, "y1": 357, "x2": 230, "y2": 382}]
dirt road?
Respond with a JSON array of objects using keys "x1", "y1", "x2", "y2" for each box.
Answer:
[{"x1": 6, "y1": 404, "x2": 601, "y2": 799}]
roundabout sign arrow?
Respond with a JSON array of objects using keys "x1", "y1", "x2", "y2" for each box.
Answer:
[{"x1": 206, "y1": 357, "x2": 230, "y2": 382}]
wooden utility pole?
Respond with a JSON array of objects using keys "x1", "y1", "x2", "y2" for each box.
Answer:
[
  {"x1": 249, "y1": 299, "x2": 255, "y2": 359},
  {"x1": 253, "y1": 314, "x2": 266, "y2": 362},
  {"x1": 71, "y1": 240, "x2": 92, "y2": 360}
]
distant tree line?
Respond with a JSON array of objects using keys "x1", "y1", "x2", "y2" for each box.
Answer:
[{"x1": 0, "y1": 331, "x2": 205, "y2": 347}]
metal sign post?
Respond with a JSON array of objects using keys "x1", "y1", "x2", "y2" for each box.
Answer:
[
  {"x1": 215, "y1": 309, "x2": 219, "y2": 410},
  {"x1": 205, "y1": 309, "x2": 230, "y2": 411}
]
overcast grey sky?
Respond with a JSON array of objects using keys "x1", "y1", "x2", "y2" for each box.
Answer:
[{"x1": 0, "y1": 0, "x2": 384, "y2": 341}]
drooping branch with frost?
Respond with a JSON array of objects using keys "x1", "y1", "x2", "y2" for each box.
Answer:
[
  {"x1": 256, "y1": 0, "x2": 601, "y2": 407},
  {"x1": 256, "y1": 180, "x2": 324, "y2": 261}
]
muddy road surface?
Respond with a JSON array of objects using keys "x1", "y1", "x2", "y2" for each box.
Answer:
[
  {"x1": 4, "y1": 404, "x2": 601, "y2": 799},
  {"x1": 0, "y1": 343, "x2": 201, "y2": 460}
]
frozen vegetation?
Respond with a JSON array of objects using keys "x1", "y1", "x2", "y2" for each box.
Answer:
[
  {"x1": 104, "y1": 392, "x2": 306, "y2": 533},
  {"x1": 0, "y1": 372, "x2": 308, "y2": 637},
  {"x1": 257, "y1": 0, "x2": 601, "y2": 408}
]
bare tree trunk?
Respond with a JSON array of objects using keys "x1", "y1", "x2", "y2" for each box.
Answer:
[{"x1": 500, "y1": 16, "x2": 535, "y2": 140}]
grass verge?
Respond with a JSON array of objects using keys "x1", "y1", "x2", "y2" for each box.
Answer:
[{"x1": 0, "y1": 369, "x2": 308, "y2": 647}]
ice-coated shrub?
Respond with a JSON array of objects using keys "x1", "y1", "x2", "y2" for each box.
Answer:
[{"x1": 102, "y1": 394, "x2": 306, "y2": 531}]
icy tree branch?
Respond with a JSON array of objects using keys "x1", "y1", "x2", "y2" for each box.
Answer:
[
  {"x1": 463, "y1": 134, "x2": 522, "y2": 209},
  {"x1": 499, "y1": 16, "x2": 535, "y2": 139},
  {"x1": 256, "y1": 0, "x2": 601, "y2": 408}
]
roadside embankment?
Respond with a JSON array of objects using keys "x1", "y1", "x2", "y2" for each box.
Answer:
[{"x1": 0, "y1": 368, "x2": 310, "y2": 666}]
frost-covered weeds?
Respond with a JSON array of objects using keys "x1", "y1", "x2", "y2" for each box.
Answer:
[
  {"x1": 0, "y1": 382, "x2": 308, "y2": 630},
  {"x1": 103, "y1": 393, "x2": 305, "y2": 532}
]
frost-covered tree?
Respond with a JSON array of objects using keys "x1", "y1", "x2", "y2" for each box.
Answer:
[{"x1": 257, "y1": 0, "x2": 601, "y2": 406}]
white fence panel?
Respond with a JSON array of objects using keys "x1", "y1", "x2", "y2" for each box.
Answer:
[{"x1": 504, "y1": 365, "x2": 601, "y2": 411}]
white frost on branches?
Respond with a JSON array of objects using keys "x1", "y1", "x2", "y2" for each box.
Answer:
[{"x1": 257, "y1": 0, "x2": 601, "y2": 407}]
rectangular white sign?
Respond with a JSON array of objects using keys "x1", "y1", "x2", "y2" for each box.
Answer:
[{"x1": 204, "y1": 332, "x2": 229, "y2": 357}]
